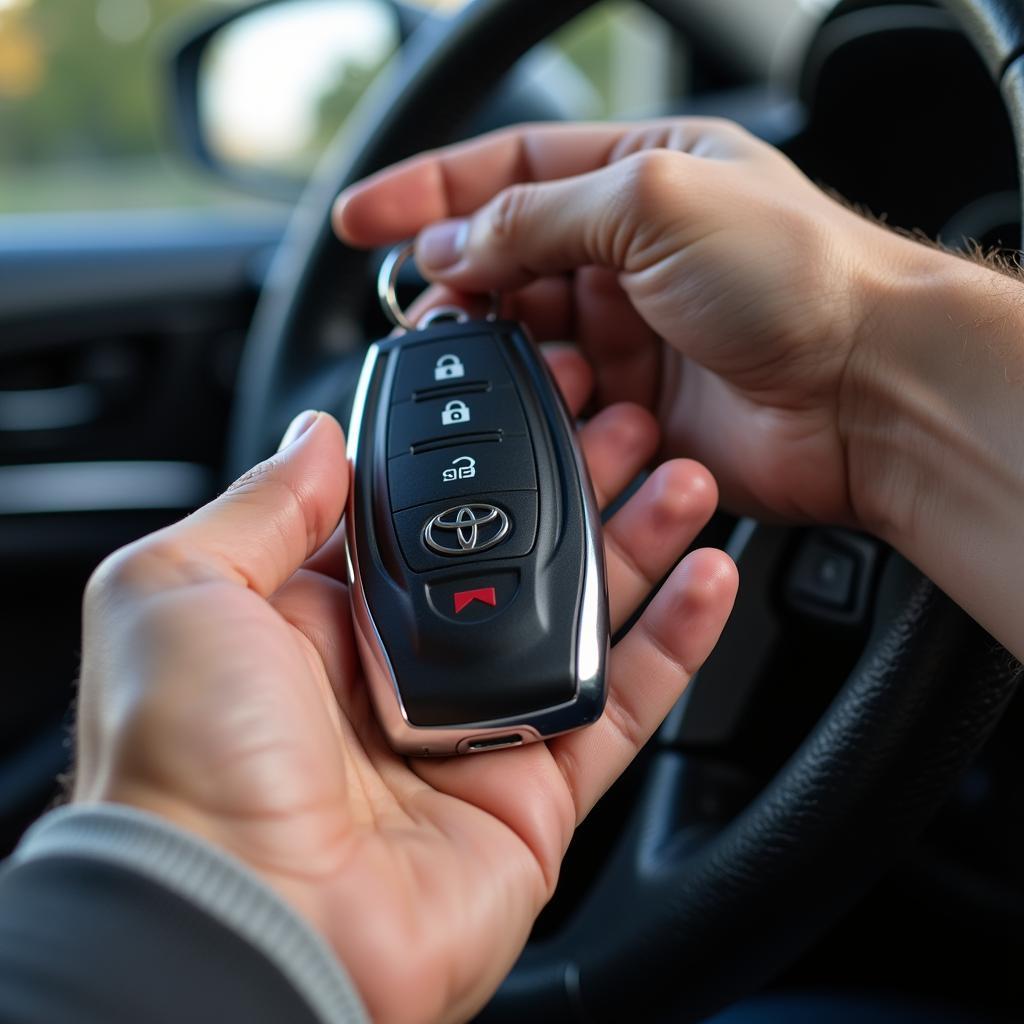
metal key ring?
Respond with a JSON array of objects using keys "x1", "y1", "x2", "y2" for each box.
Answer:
[{"x1": 377, "y1": 242, "x2": 500, "y2": 331}]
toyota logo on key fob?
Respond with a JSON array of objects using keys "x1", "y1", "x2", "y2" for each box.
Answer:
[{"x1": 422, "y1": 504, "x2": 510, "y2": 555}]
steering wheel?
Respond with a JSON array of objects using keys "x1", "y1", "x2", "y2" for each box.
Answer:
[{"x1": 227, "y1": 1, "x2": 1024, "y2": 1020}]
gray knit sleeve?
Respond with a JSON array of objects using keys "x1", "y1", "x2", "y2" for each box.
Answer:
[{"x1": 12, "y1": 804, "x2": 370, "y2": 1024}]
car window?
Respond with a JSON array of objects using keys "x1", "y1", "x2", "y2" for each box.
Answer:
[
  {"x1": 0, "y1": 0, "x2": 269, "y2": 213},
  {"x1": 0, "y1": 0, "x2": 684, "y2": 216}
]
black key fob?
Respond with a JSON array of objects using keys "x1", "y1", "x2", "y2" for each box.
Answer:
[{"x1": 345, "y1": 249, "x2": 608, "y2": 756}]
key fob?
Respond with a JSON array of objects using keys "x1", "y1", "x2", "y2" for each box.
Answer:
[{"x1": 345, "y1": 296, "x2": 608, "y2": 756}]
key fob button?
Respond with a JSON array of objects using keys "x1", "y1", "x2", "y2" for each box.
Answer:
[
  {"x1": 388, "y1": 436, "x2": 536, "y2": 511},
  {"x1": 426, "y1": 571, "x2": 520, "y2": 624},
  {"x1": 388, "y1": 384, "x2": 529, "y2": 457},
  {"x1": 392, "y1": 491, "x2": 538, "y2": 572},
  {"x1": 391, "y1": 334, "x2": 513, "y2": 402}
]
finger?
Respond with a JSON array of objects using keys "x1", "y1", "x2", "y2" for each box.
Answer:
[
  {"x1": 499, "y1": 272, "x2": 660, "y2": 413},
  {"x1": 402, "y1": 279, "x2": 589, "y2": 413},
  {"x1": 91, "y1": 412, "x2": 348, "y2": 600},
  {"x1": 406, "y1": 277, "x2": 574, "y2": 343},
  {"x1": 335, "y1": 123, "x2": 634, "y2": 246},
  {"x1": 576, "y1": 403, "x2": 659, "y2": 508},
  {"x1": 333, "y1": 118, "x2": 755, "y2": 247},
  {"x1": 404, "y1": 283, "x2": 494, "y2": 325},
  {"x1": 551, "y1": 547, "x2": 738, "y2": 821},
  {"x1": 412, "y1": 165, "x2": 627, "y2": 292},
  {"x1": 502, "y1": 277, "x2": 574, "y2": 341},
  {"x1": 542, "y1": 343, "x2": 593, "y2": 418},
  {"x1": 573, "y1": 266, "x2": 662, "y2": 410},
  {"x1": 406, "y1": 270, "x2": 662, "y2": 413},
  {"x1": 415, "y1": 147, "x2": 709, "y2": 295},
  {"x1": 604, "y1": 460, "x2": 718, "y2": 631},
  {"x1": 412, "y1": 740, "x2": 576, "y2": 897}
]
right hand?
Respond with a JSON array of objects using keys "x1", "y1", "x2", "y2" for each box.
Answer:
[{"x1": 334, "y1": 119, "x2": 938, "y2": 527}]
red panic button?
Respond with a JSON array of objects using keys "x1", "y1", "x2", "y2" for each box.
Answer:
[
  {"x1": 453, "y1": 587, "x2": 497, "y2": 614},
  {"x1": 426, "y1": 573, "x2": 518, "y2": 624}
]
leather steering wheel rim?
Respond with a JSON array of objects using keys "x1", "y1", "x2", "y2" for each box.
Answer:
[{"x1": 228, "y1": 1, "x2": 1024, "y2": 1020}]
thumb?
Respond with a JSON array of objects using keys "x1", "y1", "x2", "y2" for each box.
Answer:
[
  {"x1": 90, "y1": 411, "x2": 349, "y2": 602},
  {"x1": 412, "y1": 149, "x2": 691, "y2": 292}
]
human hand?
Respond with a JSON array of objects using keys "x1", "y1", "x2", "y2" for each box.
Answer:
[
  {"x1": 73, "y1": 360, "x2": 736, "y2": 1024},
  {"x1": 334, "y1": 119, "x2": 939, "y2": 528}
]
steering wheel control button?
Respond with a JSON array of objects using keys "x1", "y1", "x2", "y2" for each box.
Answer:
[
  {"x1": 387, "y1": 385, "x2": 529, "y2": 457},
  {"x1": 427, "y1": 572, "x2": 519, "y2": 624},
  {"x1": 391, "y1": 333, "x2": 513, "y2": 402},
  {"x1": 347, "y1": 305, "x2": 607, "y2": 754},
  {"x1": 392, "y1": 491, "x2": 538, "y2": 572},
  {"x1": 387, "y1": 436, "x2": 536, "y2": 511},
  {"x1": 786, "y1": 529, "x2": 878, "y2": 624},
  {"x1": 423, "y1": 503, "x2": 511, "y2": 556}
]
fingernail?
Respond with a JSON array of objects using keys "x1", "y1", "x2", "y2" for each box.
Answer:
[
  {"x1": 417, "y1": 219, "x2": 468, "y2": 270},
  {"x1": 277, "y1": 410, "x2": 319, "y2": 452}
]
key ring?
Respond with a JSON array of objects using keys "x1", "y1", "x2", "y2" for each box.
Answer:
[{"x1": 377, "y1": 242, "x2": 500, "y2": 331}]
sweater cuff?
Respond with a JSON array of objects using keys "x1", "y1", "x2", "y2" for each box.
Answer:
[{"x1": 13, "y1": 804, "x2": 369, "y2": 1024}]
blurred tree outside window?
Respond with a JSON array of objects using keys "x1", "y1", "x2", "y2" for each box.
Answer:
[
  {"x1": 0, "y1": 0, "x2": 260, "y2": 213},
  {"x1": 0, "y1": 0, "x2": 685, "y2": 216}
]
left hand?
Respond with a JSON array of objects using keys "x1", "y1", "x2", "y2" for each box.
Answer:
[{"x1": 73, "y1": 352, "x2": 737, "y2": 1024}]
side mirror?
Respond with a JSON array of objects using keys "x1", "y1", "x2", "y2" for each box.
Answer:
[{"x1": 168, "y1": 0, "x2": 412, "y2": 201}]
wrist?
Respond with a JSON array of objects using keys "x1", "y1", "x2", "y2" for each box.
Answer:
[
  {"x1": 839, "y1": 236, "x2": 952, "y2": 543},
  {"x1": 841, "y1": 234, "x2": 1024, "y2": 561}
]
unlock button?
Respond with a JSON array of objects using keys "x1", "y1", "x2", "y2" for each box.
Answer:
[
  {"x1": 387, "y1": 436, "x2": 537, "y2": 511},
  {"x1": 441, "y1": 399, "x2": 470, "y2": 426}
]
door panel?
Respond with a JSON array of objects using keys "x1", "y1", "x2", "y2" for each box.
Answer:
[{"x1": 0, "y1": 210, "x2": 285, "y2": 852}]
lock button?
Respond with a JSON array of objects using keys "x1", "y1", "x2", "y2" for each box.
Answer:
[
  {"x1": 387, "y1": 385, "x2": 528, "y2": 457},
  {"x1": 434, "y1": 354, "x2": 465, "y2": 381},
  {"x1": 391, "y1": 333, "x2": 513, "y2": 403}
]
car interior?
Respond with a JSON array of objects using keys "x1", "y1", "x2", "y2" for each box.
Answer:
[{"x1": 2, "y1": 0, "x2": 1023, "y2": 1020}]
